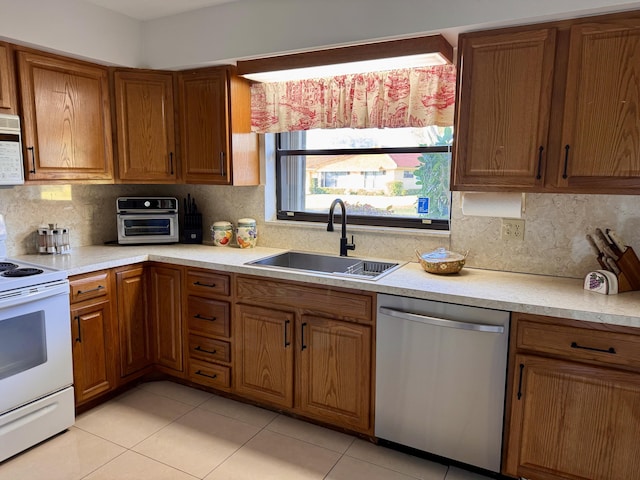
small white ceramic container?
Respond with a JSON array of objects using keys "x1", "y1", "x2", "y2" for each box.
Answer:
[
  {"x1": 236, "y1": 218, "x2": 257, "y2": 248},
  {"x1": 211, "y1": 221, "x2": 233, "y2": 246}
]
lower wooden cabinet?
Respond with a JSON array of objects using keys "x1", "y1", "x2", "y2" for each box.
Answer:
[
  {"x1": 149, "y1": 264, "x2": 183, "y2": 373},
  {"x1": 298, "y1": 315, "x2": 372, "y2": 432},
  {"x1": 234, "y1": 275, "x2": 375, "y2": 434},
  {"x1": 504, "y1": 313, "x2": 640, "y2": 479},
  {"x1": 235, "y1": 304, "x2": 294, "y2": 408},
  {"x1": 115, "y1": 265, "x2": 152, "y2": 377},
  {"x1": 71, "y1": 298, "x2": 117, "y2": 405},
  {"x1": 69, "y1": 270, "x2": 117, "y2": 406}
]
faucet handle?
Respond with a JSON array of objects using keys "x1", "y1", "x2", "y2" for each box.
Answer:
[{"x1": 347, "y1": 235, "x2": 356, "y2": 251}]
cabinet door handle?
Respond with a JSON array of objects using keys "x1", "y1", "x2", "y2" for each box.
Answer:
[
  {"x1": 562, "y1": 144, "x2": 570, "y2": 179},
  {"x1": 27, "y1": 146, "x2": 36, "y2": 174},
  {"x1": 77, "y1": 285, "x2": 104, "y2": 295},
  {"x1": 284, "y1": 319, "x2": 291, "y2": 347},
  {"x1": 570, "y1": 342, "x2": 616, "y2": 354},
  {"x1": 194, "y1": 345, "x2": 217, "y2": 355},
  {"x1": 169, "y1": 152, "x2": 174, "y2": 175},
  {"x1": 195, "y1": 370, "x2": 217, "y2": 380},
  {"x1": 194, "y1": 313, "x2": 216, "y2": 322},
  {"x1": 301, "y1": 322, "x2": 307, "y2": 351},
  {"x1": 194, "y1": 281, "x2": 216, "y2": 288},
  {"x1": 536, "y1": 146, "x2": 543, "y2": 180},
  {"x1": 75, "y1": 315, "x2": 82, "y2": 343},
  {"x1": 517, "y1": 363, "x2": 524, "y2": 400},
  {"x1": 219, "y1": 151, "x2": 226, "y2": 176}
]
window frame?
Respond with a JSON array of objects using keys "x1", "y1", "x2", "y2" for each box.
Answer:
[{"x1": 275, "y1": 135, "x2": 452, "y2": 230}]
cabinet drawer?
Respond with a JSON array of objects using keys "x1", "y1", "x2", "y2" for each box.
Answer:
[
  {"x1": 188, "y1": 335, "x2": 231, "y2": 363},
  {"x1": 517, "y1": 318, "x2": 640, "y2": 370},
  {"x1": 70, "y1": 271, "x2": 110, "y2": 303},
  {"x1": 187, "y1": 296, "x2": 230, "y2": 337},
  {"x1": 189, "y1": 359, "x2": 230, "y2": 389},
  {"x1": 185, "y1": 269, "x2": 230, "y2": 297}
]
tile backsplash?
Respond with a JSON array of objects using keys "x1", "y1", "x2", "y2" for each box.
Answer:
[{"x1": 1, "y1": 184, "x2": 638, "y2": 279}]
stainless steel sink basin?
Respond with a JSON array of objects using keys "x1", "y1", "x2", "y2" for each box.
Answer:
[{"x1": 245, "y1": 251, "x2": 402, "y2": 280}]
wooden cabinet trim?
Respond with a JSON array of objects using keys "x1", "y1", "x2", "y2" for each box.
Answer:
[{"x1": 0, "y1": 43, "x2": 17, "y2": 113}]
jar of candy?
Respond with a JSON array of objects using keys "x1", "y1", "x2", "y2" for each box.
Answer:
[
  {"x1": 235, "y1": 218, "x2": 257, "y2": 248},
  {"x1": 211, "y1": 221, "x2": 233, "y2": 247}
]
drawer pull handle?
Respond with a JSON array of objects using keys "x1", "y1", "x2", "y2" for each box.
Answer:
[
  {"x1": 194, "y1": 346, "x2": 217, "y2": 355},
  {"x1": 284, "y1": 319, "x2": 291, "y2": 347},
  {"x1": 77, "y1": 285, "x2": 105, "y2": 295},
  {"x1": 562, "y1": 144, "x2": 570, "y2": 179},
  {"x1": 301, "y1": 322, "x2": 307, "y2": 351},
  {"x1": 27, "y1": 146, "x2": 36, "y2": 174},
  {"x1": 570, "y1": 342, "x2": 616, "y2": 354},
  {"x1": 536, "y1": 146, "x2": 543, "y2": 180},
  {"x1": 195, "y1": 370, "x2": 217, "y2": 380},
  {"x1": 194, "y1": 314, "x2": 216, "y2": 322},
  {"x1": 517, "y1": 363, "x2": 524, "y2": 400},
  {"x1": 194, "y1": 281, "x2": 216, "y2": 288}
]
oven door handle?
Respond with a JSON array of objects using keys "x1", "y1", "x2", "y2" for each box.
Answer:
[{"x1": 0, "y1": 281, "x2": 69, "y2": 309}]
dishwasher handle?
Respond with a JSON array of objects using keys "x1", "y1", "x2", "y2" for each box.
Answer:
[{"x1": 378, "y1": 306, "x2": 505, "y2": 333}]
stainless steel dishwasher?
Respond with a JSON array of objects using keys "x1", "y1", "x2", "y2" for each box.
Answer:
[{"x1": 375, "y1": 293, "x2": 510, "y2": 473}]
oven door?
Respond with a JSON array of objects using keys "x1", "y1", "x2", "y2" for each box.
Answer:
[
  {"x1": 117, "y1": 214, "x2": 178, "y2": 244},
  {"x1": 0, "y1": 280, "x2": 72, "y2": 414}
]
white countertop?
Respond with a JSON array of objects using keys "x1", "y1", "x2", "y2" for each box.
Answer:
[{"x1": 16, "y1": 244, "x2": 640, "y2": 328}]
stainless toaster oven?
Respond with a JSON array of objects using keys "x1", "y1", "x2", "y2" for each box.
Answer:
[{"x1": 116, "y1": 197, "x2": 179, "y2": 244}]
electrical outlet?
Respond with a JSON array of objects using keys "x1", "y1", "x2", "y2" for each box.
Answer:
[{"x1": 502, "y1": 219, "x2": 525, "y2": 241}]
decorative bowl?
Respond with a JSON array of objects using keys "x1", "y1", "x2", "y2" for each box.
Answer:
[{"x1": 416, "y1": 248, "x2": 468, "y2": 275}]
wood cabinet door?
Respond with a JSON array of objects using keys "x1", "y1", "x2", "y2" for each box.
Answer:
[
  {"x1": 116, "y1": 266, "x2": 152, "y2": 377},
  {"x1": 297, "y1": 315, "x2": 372, "y2": 432},
  {"x1": 453, "y1": 28, "x2": 556, "y2": 190},
  {"x1": 71, "y1": 299, "x2": 117, "y2": 405},
  {"x1": 178, "y1": 68, "x2": 229, "y2": 184},
  {"x1": 16, "y1": 50, "x2": 113, "y2": 182},
  {"x1": 558, "y1": 18, "x2": 640, "y2": 192},
  {"x1": 234, "y1": 304, "x2": 294, "y2": 408},
  {"x1": 0, "y1": 43, "x2": 17, "y2": 113},
  {"x1": 504, "y1": 354, "x2": 640, "y2": 479},
  {"x1": 149, "y1": 265, "x2": 183, "y2": 372},
  {"x1": 114, "y1": 70, "x2": 177, "y2": 182}
]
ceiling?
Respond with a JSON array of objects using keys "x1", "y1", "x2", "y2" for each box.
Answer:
[{"x1": 82, "y1": 0, "x2": 241, "y2": 20}]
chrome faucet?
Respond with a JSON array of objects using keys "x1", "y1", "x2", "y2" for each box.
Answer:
[{"x1": 327, "y1": 198, "x2": 355, "y2": 257}]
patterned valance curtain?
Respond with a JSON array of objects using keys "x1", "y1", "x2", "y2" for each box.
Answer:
[{"x1": 250, "y1": 65, "x2": 457, "y2": 133}]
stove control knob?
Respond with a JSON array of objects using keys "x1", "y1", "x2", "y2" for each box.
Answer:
[{"x1": 144, "y1": 201, "x2": 151, "y2": 208}]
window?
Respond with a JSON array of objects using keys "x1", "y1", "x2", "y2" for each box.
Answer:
[{"x1": 276, "y1": 126, "x2": 452, "y2": 229}]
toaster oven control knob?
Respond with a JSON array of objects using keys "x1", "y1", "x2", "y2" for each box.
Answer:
[{"x1": 144, "y1": 201, "x2": 151, "y2": 208}]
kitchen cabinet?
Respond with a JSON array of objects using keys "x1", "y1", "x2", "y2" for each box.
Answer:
[
  {"x1": 453, "y1": 11, "x2": 640, "y2": 194},
  {"x1": 115, "y1": 264, "x2": 152, "y2": 378},
  {"x1": 69, "y1": 270, "x2": 118, "y2": 406},
  {"x1": 234, "y1": 275, "x2": 374, "y2": 434},
  {"x1": 503, "y1": 313, "x2": 640, "y2": 479},
  {"x1": 113, "y1": 70, "x2": 177, "y2": 183},
  {"x1": 149, "y1": 264, "x2": 183, "y2": 374},
  {"x1": 184, "y1": 268, "x2": 232, "y2": 390},
  {"x1": 0, "y1": 42, "x2": 17, "y2": 114},
  {"x1": 16, "y1": 49, "x2": 114, "y2": 182},
  {"x1": 453, "y1": 28, "x2": 556, "y2": 190},
  {"x1": 177, "y1": 66, "x2": 259, "y2": 185}
]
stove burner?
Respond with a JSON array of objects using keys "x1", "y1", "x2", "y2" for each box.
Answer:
[
  {"x1": 2, "y1": 267, "x2": 44, "y2": 278},
  {"x1": 0, "y1": 262, "x2": 19, "y2": 272}
]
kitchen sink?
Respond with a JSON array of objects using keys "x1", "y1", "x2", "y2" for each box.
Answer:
[{"x1": 245, "y1": 251, "x2": 403, "y2": 280}]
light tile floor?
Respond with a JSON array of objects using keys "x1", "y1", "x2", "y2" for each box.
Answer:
[{"x1": 0, "y1": 381, "x2": 496, "y2": 480}]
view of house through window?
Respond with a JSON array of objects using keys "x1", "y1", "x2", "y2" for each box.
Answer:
[{"x1": 276, "y1": 126, "x2": 452, "y2": 229}]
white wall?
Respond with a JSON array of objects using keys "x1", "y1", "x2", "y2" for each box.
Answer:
[
  {"x1": 140, "y1": 0, "x2": 640, "y2": 69},
  {"x1": 0, "y1": 0, "x2": 141, "y2": 66}
]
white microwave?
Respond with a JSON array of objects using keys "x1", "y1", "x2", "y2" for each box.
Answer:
[{"x1": 0, "y1": 114, "x2": 24, "y2": 186}]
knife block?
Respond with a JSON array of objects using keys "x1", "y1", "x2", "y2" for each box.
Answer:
[
  {"x1": 614, "y1": 246, "x2": 640, "y2": 293},
  {"x1": 182, "y1": 213, "x2": 202, "y2": 244}
]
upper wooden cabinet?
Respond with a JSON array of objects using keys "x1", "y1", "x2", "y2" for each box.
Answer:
[
  {"x1": 16, "y1": 50, "x2": 114, "y2": 182},
  {"x1": 113, "y1": 70, "x2": 177, "y2": 183},
  {"x1": 178, "y1": 66, "x2": 259, "y2": 185},
  {"x1": 453, "y1": 28, "x2": 556, "y2": 190},
  {"x1": 453, "y1": 12, "x2": 640, "y2": 194},
  {"x1": 0, "y1": 42, "x2": 17, "y2": 114},
  {"x1": 558, "y1": 18, "x2": 640, "y2": 190}
]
